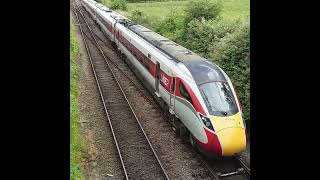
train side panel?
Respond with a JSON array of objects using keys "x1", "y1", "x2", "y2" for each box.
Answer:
[
  {"x1": 115, "y1": 24, "x2": 176, "y2": 106},
  {"x1": 82, "y1": 0, "x2": 115, "y2": 42}
]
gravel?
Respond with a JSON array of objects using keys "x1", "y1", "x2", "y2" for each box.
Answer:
[{"x1": 72, "y1": 9, "x2": 124, "y2": 179}]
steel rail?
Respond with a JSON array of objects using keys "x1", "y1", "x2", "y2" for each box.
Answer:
[
  {"x1": 79, "y1": 26, "x2": 155, "y2": 104},
  {"x1": 72, "y1": 5, "x2": 129, "y2": 180},
  {"x1": 201, "y1": 160, "x2": 223, "y2": 180},
  {"x1": 235, "y1": 154, "x2": 250, "y2": 176},
  {"x1": 73, "y1": 1, "x2": 170, "y2": 179}
]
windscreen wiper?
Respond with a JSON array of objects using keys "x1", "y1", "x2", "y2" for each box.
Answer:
[{"x1": 201, "y1": 89, "x2": 226, "y2": 115}]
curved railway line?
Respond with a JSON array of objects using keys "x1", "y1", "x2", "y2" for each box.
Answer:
[{"x1": 72, "y1": 0, "x2": 250, "y2": 179}]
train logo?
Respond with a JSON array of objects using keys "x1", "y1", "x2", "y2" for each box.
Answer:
[{"x1": 160, "y1": 74, "x2": 169, "y2": 86}]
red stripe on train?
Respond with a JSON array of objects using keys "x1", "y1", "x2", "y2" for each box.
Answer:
[
  {"x1": 176, "y1": 78, "x2": 207, "y2": 115},
  {"x1": 196, "y1": 128, "x2": 222, "y2": 155}
]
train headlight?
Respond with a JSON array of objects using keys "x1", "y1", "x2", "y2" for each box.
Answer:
[{"x1": 199, "y1": 114, "x2": 214, "y2": 132}]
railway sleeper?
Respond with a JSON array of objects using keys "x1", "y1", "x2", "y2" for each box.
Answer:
[{"x1": 217, "y1": 168, "x2": 244, "y2": 178}]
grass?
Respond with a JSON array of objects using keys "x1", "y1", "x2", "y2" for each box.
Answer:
[
  {"x1": 123, "y1": 1, "x2": 188, "y2": 21},
  {"x1": 220, "y1": 0, "x2": 249, "y2": 21},
  {"x1": 101, "y1": 0, "x2": 249, "y2": 22},
  {"x1": 70, "y1": 14, "x2": 85, "y2": 180}
]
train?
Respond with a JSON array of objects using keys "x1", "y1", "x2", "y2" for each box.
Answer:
[{"x1": 80, "y1": 0, "x2": 247, "y2": 157}]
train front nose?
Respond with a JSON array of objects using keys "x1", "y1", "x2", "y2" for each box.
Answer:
[{"x1": 216, "y1": 128, "x2": 246, "y2": 156}]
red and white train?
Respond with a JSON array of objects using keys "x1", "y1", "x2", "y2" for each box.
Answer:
[{"x1": 81, "y1": 0, "x2": 246, "y2": 156}]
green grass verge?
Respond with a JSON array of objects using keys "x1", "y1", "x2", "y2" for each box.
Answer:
[
  {"x1": 221, "y1": 0, "x2": 249, "y2": 21},
  {"x1": 70, "y1": 14, "x2": 85, "y2": 180},
  {"x1": 123, "y1": 1, "x2": 188, "y2": 21},
  {"x1": 101, "y1": 0, "x2": 249, "y2": 22}
]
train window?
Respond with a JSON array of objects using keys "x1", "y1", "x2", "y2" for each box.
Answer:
[
  {"x1": 179, "y1": 82, "x2": 193, "y2": 105},
  {"x1": 199, "y1": 82, "x2": 238, "y2": 116}
]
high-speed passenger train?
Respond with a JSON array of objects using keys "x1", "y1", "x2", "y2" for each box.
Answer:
[{"x1": 81, "y1": 0, "x2": 246, "y2": 156}]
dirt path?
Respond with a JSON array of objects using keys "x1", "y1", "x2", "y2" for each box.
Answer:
[{"x1": 72, "y1": 11, "x2": 124, "y2": 180}]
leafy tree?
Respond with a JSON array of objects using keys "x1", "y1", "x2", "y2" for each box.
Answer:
[
  {"x1": 184, "y1": 0, "x2": 222, "y2": 24},
  {"x1": 180, "y1": 18, "x2": 240, "y2": 57},
  {"x1": 209, "y1": 23, "x2": 250, "y2": 120},
  {"x1": 155, "y1": 11, "x2": 185, "y2": 41},
  {"x1": 110, "y1": 0, "x2": 127, "y2": 10}
]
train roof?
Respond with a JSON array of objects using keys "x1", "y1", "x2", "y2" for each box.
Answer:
[
  {"x1": 128, "y1": 25, "x2": 207, "y2": 63},
  {"x1": 127, "y1": 24, "x2": 226, "y2": 84},
  {"x1": 183, "y1": 60, "x2": 227, "y2": 85}
]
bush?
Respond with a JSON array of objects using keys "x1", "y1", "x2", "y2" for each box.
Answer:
[
  {"x1": 184, "y1": 0, "x2": 222, "y2": 24},
  {"x1": 179, "y1": 18, "x2": 241, "y2": 57},
  {"x1": 130, "y1": 10, "x2": 157, "y2": 30},
  {"x1": 154, "y1": 11, "x2": 185, "y2": 41},
  {"x1": 209, "y1": 23, "x2": 250, "y2": 120},
  {"x1": 110, "y1": 0, "x2": 127, "y2": 10}
]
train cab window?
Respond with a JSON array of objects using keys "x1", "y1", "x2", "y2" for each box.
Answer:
[
  {"x1": 199, "y1": 82, "x2": 238, "y2": 116},
  {"x1": 179, "y1": 82, "x2": 193, "y2": 105}
]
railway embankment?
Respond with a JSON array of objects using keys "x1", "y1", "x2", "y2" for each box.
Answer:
[{"x1": 70, "y1": 14, "x2": 85, "y2": 180}]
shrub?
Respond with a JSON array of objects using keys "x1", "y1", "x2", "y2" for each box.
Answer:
[
  {"x1": 180, "y1": 18, "x2": 240, "y2": 57},
  {"x1": 184, "y1": 0, "x2": 222, "y2": 24},
  {"x1": 130, "y1": 10, "x2": 157, "y2": 30},
  {"x1": 209, "y1": 23, "x2": 250, "y2": 120},
  {"x1": 110, "y1": 0, "x2": 127, "y2": 10},
  {"x1": 154, "y1": 11, "x2": 185, "y2": 41}
]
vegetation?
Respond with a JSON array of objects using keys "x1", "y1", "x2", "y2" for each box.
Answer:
[
  {"x1": 126, "y1": 0, "x2": 185, "y2": 2},
  {"x1": 110, "y1": 0, "x2": 127, "y2": 10},
  {"x1": 184, "y1": 0, "x2": 222, "y2": 23},
  {"x1": 104, "y1": 0, "x2": 249, "y2": 21},
  {"x1": 100, "y1": 0, "x2": 250, "y2": 121},
  {"x1": 70, "y1": 15, "x2": 85, "y2": 180},
  {"x1": 209, "y1": 22, "x2": 250, "y2": 119},
  {"x1": 101, "y1": 0, "x2": 187, "y2": 20}
]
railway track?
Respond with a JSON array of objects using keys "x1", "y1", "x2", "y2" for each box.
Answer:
[
  {"x1": 73, "y1": 1, "x2": 170, "y2": 179},
  {"x1": 72, "y1": 0, "x2": 250, "y2": 179},
  {"x1": 202, "y1": 155, "x2": 250, "y2": 180}
]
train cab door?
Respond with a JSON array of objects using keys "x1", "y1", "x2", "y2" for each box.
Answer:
[
  {"x1": 169, "y1": 75, "x2": 176, "y2": 115},
  {"x1": 155, "y1": 62, "x2": 160, "y2": 97},
  {"x1": 113, "y1": 21, "x2": 119, "y2": 45},
  {"x1": 116, "y1": 30, "x2": 120, "y2": 46}
]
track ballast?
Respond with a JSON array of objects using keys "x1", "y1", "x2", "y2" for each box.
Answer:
[{"x1": 73, "y1": 1, "x2": 170, "y2": 179}]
